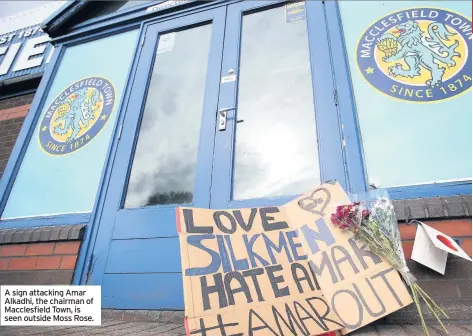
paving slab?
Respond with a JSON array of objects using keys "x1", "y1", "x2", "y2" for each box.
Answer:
[
  {"x1": 401, "y1": 324, "x2": 444, "y2": 336},
  {"x1": 350, "y1": 324, "x2": 380, "y2": 336},
  {"x1": 431, "y1": 325, "x2": 471, "y2": 336}
]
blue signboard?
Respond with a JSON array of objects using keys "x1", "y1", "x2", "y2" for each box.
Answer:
[
  {"x1": 339, "y1": 1, "x2": 472, "y2": 188},
  {"x1": 356, "y1": 8, "x2": 472, "y2": 102},
  {"x1": 2, "y1": 30, "x2": 139, "y2": 219},
  {"x1": 0, "y1": 24, "x2": 53, "y2": 83}
]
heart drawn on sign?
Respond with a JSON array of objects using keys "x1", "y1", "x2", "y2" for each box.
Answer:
[
  {"x1": 298, "y1": 187, "x2": 332, "y2": 216},
  {"x1": 436, "y1": 235, "x2": 458, "y2": 252}
]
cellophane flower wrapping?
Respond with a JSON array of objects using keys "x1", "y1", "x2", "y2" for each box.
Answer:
[
  {"x1": 330, "y1": 189, "x2": 448, "y2": 336},
  {"x1": 349, "y1": 189, "x2": 416, "y2": 284}
]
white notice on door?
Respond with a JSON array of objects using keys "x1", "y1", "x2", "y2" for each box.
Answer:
[
  {"x1": 221, "y1": 74, "x2": 236, "y2": 83},
  {"x1": 157, "y1": 32, "x2": 175, "y2": 54}
]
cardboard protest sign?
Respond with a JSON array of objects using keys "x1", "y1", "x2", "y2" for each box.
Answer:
[
  {"x1": 177, "y1": 181, "x2": 412, "y2": 335},
  {"x1": 412, "y1": 222, "x2": 472, "y2": 274},
  {"x1": 284, "y1": 183, "x2": 412, "y2": 334},
  {"x1": 177, "y1": 207, "x2": 343, "y2": 336}
]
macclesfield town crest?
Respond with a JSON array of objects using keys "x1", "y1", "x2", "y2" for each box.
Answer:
[
  {"x1": 357, "y1": 8, "x2": 472, "y2": 102},
  {"x1": 39, "y1": 77, "x2": 115, "y2": 155}
]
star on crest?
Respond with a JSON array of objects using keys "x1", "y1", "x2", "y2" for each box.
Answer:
[
  {"x1": 365, "y1": 67, "x2": 375, "y2": 74},
  {"x1": 101, "y1": 114, "x2": 107, "y2": 120},
  {"x1": 41, "y1": 126, "x2": 47, "y2": 131}
]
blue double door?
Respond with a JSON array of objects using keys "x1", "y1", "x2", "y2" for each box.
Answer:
[{"x1": 91, "y1": 0, "x2": 346, "y2": 309}]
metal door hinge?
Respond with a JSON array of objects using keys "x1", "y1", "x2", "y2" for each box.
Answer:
[
  {"x1": 333, "y1": 89, "x2": 339, "y2": 105},
  {"x1": 342, "y1": 139, "x2": 346, "y2": 147},
  {"x1": 140, "y1": 35, "x2": 146, "y2": 47}
]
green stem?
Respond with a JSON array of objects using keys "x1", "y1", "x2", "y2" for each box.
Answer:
[
  {"x1": 415, "y1": 284, "x2": 449, "y2": 319},
  {"x1": 410, "y1": 283, "x2": 430, "y2": 336},
  {"x1": 414, "y1": 284, "x2": 449, "y2": 334}
]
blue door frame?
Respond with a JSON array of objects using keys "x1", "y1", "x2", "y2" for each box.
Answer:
[
  {"x1": 86, "y1": 0, "x2": 351, "y2": 309},
  {"x1": 87, "y1": 8, "x2": 227, "y2": 309},
  {"x1": 210, "y1": 0, "x2": 348, "y2": 210}
]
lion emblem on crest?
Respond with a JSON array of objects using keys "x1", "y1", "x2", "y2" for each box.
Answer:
[
  {"x1": 39, "y1": 77, "x2": 115, "y2": 155},
  {"x1": 377, "y1": 20, "x2": 460, "y2": 87},
  {"x1": 53, "y1": 88, "x2": 102, "y2": 143}
]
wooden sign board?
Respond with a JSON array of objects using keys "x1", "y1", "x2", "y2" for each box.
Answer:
[{"x1": 177, "y1": 181, "x2": 412, "y2": 335}]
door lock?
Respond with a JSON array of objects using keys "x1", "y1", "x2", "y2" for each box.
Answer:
[
  {"x1": 218, "y1": 107, "x2": 236, "y2": 131},
  {"x1": 218, "y1": 111, "x2": 227, "y2": 131}
]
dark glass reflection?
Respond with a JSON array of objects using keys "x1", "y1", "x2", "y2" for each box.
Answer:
[
  {"x1": 233, "y1": 6, "x2": 320, "y2": 200},
  {"x1": 124, "y1": 25, "x2": 212, "y2": 208}
]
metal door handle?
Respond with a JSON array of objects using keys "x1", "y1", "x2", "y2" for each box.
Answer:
[{"x1": 219, "y1": 107, "x2": 236, "y2": 115}]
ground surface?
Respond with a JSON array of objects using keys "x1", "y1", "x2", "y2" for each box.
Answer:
[{"x1": 0, "y1": 320, "x2": 471, "y2": 336}]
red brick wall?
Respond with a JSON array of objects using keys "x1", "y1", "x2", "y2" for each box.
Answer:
[
  {"x1": 0, "y1": 241, "x2": 80, "y2": 272},
  {"x1": 0, "y1": 93, "x2": 35, "y2": 110},
  {"x1": 401, "y1": 219, "x2": 472, "y2": 259},
  {"x1": 388, "y1": 218, "x2": 472, "y2": 324},
  {"x1": 0, "y1": 93, "x2": 35, "y2": 177},
  {"x1": 0, "y1": 104, "x2": 30, "y2": 121}
]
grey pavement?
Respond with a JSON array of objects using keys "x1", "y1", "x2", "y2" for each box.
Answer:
[
  {"x1": 0, "y1": 319, "x2": 186, "y2": 336},
  {"x1": 1, "y1": 320, "x2": 472, "y2": 335}
]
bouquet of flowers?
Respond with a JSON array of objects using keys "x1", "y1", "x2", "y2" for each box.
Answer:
[{"x1": 330, "y1": 190, "x2": 448, "y2": 336}]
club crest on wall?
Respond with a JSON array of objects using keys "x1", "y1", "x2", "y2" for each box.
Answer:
[
  {"x1": 38, "y1": 77, "x2": 115, "y2": 155},
  {"x1": 357, "y1": 8, "x2": 472, "y2": 102}
]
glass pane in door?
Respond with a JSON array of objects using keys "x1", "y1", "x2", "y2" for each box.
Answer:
[
  {"x1": 233, "y1": 5, "x2": 320, "y2": 200},
  {"x1": 124, "y1": 24, "x2": 212, "y2": 208}
]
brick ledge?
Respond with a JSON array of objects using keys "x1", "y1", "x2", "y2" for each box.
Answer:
[
  {"x1": 0, "y1": 224, "x2": 85, "y2": 244},
  {"x1": 393, "y1": 195, "x2": 471, "y2": 222}
]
